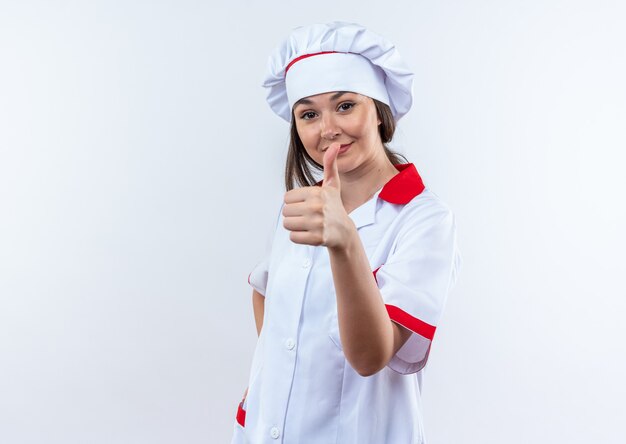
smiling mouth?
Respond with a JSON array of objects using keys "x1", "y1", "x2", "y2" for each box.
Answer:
[
  {"x1": 338, "y1": 143, "x2": 352, "y2": 154},
  {"x1": 322, "y1": 142, "x2": 352, "y2": 153}
]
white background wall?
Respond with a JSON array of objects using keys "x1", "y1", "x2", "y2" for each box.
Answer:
[{"x1": 1, "y1": 1, "x2": 625, "y2": 443}]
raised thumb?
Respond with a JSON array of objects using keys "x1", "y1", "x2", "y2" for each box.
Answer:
[{"x1": 322, "y1": 142, "x2": 341, "y2": 189}]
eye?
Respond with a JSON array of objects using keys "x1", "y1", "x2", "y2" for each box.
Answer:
[
  {"x1": 300, "y1": 111, "x2": 317, "y2": 120},
  {"x1": 338, "y1": 102, "x2": 355, "y2": 112}
]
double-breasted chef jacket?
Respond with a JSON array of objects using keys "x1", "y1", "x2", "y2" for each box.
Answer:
[{"x1": 232, "y1": 163, "x2": 463, "y2": 444}]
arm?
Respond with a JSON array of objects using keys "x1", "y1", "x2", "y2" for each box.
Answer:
[
  {"x1": 252, "y1": 289, "x2": 264, "y2": 336},
  {"x1": 282, "y1": 143, "x2": 411, "y2": 377},
  {"x1": 242, "y1": 289, "x2": 265, "y2": 403},
  {"x1": 328, "y1": 225, "x2": 412, "y2": 377}
]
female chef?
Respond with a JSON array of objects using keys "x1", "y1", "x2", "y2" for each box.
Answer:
[{"x1": 232, "y1": 21, "x2": 462, "y2": 443}]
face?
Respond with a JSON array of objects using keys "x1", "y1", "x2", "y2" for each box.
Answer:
[{"x1": 292, "y1": 91, "x2": 383, "y2": 171}]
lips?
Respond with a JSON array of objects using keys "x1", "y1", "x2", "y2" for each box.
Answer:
[
  {"x1": 322, "y1": 142, "x2": 352, "y2": 154},
  {"x1": 338, "y1": 142, "x2": 352, "y2": 154}
]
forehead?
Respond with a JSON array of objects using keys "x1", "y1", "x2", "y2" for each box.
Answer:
[{"x1": 293, "y1": 91, "x2": 363, "y2": 108}]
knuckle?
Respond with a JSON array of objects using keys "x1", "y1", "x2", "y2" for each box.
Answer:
[{"x1": 313, "y1": 203, "x2": 324, "y2": 215}]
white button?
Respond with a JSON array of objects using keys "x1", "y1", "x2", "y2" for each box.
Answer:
[
  {"x1": 302, "y1": 258, "x2": 311, "y2": 268},
  {"x1": 270, "y1": 426, "x2": 281, "y2": 439},
  {"x1": 285, "y1": 338, "x2": 295, "y2": 350}
]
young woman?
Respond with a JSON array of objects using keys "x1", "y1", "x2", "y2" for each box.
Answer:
[{"x1": 232, "y1": 21, "x2": 463, "y2": 444}]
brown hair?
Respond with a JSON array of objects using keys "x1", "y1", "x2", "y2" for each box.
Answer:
[{"x1": 284, "y1": 99, "x2": 409, "y2": 191}]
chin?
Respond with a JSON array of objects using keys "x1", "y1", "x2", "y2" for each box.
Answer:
[{"x1": 336, "y1": 158, "x2": 358, "y2": 173}]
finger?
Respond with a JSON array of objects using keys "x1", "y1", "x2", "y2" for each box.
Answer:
[
  {"x1": 282, "y1": 201, "x2": 314, "y2": 217},
  {"x1": 284, "y1": 187, "x2": 316, "y2": 204},
  {"x1": 288, "y1": 230, "x2": 323, "y2": 246},
  {"x1": 322, "y1": 142, "x2": 341, "y2": 190},
  {"x1": 282, "y1": 215, "x2": 318, "y2": 232}
]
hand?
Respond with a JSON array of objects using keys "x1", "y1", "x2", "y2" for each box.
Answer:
[{"x1": 282, "y1": 142, "x2": 356, "y2": 249}]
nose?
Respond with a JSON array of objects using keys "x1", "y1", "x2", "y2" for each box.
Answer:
[{"x1": 320, "y1": 113, "x2": 341, "y2": 140}]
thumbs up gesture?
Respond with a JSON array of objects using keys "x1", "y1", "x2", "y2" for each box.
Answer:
[
  {"x1": 282, "y1": 142, "x2": 355, "y2": 249},
  {"x1": 321, "y1": 141, "x2": 341, "y2": 190}
]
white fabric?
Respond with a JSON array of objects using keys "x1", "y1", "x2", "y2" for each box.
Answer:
[
  {"x1": 234, "y1": 169, "x2": 462, "y2": 443},
  {"x1": 263, "y1": 21, "x2": 414, "y2": 123},
  {"x1": 285, "y1": 52, "x2": 390, "y2": 115}
]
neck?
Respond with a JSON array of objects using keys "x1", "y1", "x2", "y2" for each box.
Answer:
[{"x1": 339, "y1": 152, "x2": 399, "y2": 214}]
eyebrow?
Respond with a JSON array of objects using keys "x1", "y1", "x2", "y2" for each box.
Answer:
[{"x1": 294, "y1": 91, "x2": 350, "y2": 108}]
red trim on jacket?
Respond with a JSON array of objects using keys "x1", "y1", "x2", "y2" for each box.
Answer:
[
  {"x1": 385, "y1": 304, "x2": 436, "y2": 340},
  {"x1": 378, "y1": 163, "x2": 425, "y2": 204},
  {"x1": 373, "y1": 266, "x2": 381, "y2": 283},
  {"x1": 316, "y1": 163, "x2": 425, "y2": 205},
  {"x1": 373, "y1": 266, "x2": 436, "y2": 340},
  {"x1": 236, "y1": 401, "x2": 246, "y2": 427}
]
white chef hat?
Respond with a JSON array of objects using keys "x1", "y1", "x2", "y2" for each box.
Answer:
[{"x1": 263, "y1": 21, "x2": 414, "y2": 123}]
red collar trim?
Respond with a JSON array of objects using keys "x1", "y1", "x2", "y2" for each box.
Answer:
[
  {"x1": 314, "y1": 163, "x2": 425, "y2": 205},
  {"x1": 379, "y1": 163, "x2": 425, "y2": 204}
]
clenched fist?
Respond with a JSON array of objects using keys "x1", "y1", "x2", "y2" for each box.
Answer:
[{"x1": 282, "y1": 142, "x2": 356, "y2": 249}]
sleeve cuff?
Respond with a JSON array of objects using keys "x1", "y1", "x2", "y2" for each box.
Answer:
[{"x1": 385, "y1": 304, "x2": 436, "y2": 374}]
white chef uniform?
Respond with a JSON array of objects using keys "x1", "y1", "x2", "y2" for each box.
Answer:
[{"x1": 232, "y1": 162, "x2": 463, "y2": 444}]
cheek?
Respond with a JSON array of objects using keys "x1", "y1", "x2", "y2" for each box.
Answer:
[
  {"x1": 295, "y1": 128, "x2": 320, "y2": 159},
  {"x1": 349, "y1": 120, "x2": 377, "y2": 143},
  {"x1": 297, "y1": 127, "x2": 318, "y2": 150}
]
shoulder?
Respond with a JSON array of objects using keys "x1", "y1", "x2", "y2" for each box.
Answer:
[
  {"x1": 382, "y1": 188, "x2": 459, "y2": 262},
  {"x1": 398, "y1": 188, "x2": 455, "y2": 228}
]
